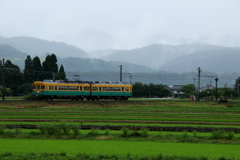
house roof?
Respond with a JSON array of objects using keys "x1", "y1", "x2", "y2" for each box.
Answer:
[{"x1": 170, "y1": 85, "x2": 184, "y2": 90}]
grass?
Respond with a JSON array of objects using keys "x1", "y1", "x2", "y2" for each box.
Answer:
[{"x1": 0, "y1": 139, "x2": 240, "y2": 159}]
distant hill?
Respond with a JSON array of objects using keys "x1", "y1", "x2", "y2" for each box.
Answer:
[
  {"x1": 0, "y1": 44, "x2": 155, "y2": 74},
  {"x1": 0, "y1": 36, "x2": 88, "y2": 58},
  {"x1": 0, "y1": 44, "x2": 28, "y2": 68},
  {"x1": 101, "y1": 43, "x2": 225, "y2": 69},
  {"x1": 160, "y1": 47, "x2": 240, "y2": 74},
  {"x1": 58, "y1": 57, "x2": 156, "y2": 73}
]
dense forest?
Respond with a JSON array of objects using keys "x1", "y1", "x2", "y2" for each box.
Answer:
[{"x1": 0, "y1": 54, "x2": 66, "y2": 96}]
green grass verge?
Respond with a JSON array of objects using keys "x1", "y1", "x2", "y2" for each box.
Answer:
[{"x1": 0, "y1": 139, "x2": 240, "y2": 159}]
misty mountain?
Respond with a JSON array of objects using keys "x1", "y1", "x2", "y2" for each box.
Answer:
[
  {"x1": 101, "y1": 43, "x2": 225, "y2": 69},
  {"x1": 87, "y1": 49, "x2": 120, "y2": 58},
  {"x1": 0, "y1": 36, "x2": 88, "y2": 58},
  {"x1": 58, "y1": 57, "x2": 155, "y2": 73},
  {"x1": 0, "y1": 43, "x2": 155, "y2": 74},
  {"x1": 0, "y1": 44, "x2": 28, "y2": 68},
  {"x1": 160, "y1": 47, "x2": 240, "y2": 74}
]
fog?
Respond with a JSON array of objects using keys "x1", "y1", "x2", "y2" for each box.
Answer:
[{"x1": 1, "y1": 0, "x2": 240, "y2": 52}]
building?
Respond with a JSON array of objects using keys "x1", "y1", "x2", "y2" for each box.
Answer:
[{"x1": 168, "y1": 85, "x2": 184, "y2": 98}]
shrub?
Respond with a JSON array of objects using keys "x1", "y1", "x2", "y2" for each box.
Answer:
[
  {"x1": 226, "y1": 131, "x2": 235, "y2": 140},
  {"x1": 88, "y1": 128, "x2": 99, "y2": 136},
  {"x1": 38, "y1": 125, "x2": 47, "y2": 135},
  {"x1": 23, "y1": 93, "x2": 38, "y2": 100},
  {"x1": 130, "y1": 130, "x2": 141, "y2": 137},
  {"x1": 14, "y1": 127, "x2": 23, "y2": 135},
  {"x1": 211, "y1": 130, "x2": 225, "y2": 140},
  {"x1": 105, "y1": 129, "x2": 110, "y2": 135},
  {"x1": 0, "y1": 125, "x2": 5, "y2": 135},
  {"x1": 121, "y1": 127, "x2": 130, "y2": 137},
  {"x1": 140, "y1": 128, "x2": 149, "y2": 137},
  {"x1": 71, "y1": 125, "x2": 80, "y2": 135},
  {"x1": 45, "y1": 124, "x2": 61, "y2": 135},
  {"x1": 60, "y1": 122, "x2": 70, "y2": 135}
]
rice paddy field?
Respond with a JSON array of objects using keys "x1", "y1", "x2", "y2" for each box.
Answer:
[{"x1": 0, "y1": 99, "x2": 240, "y2": 159}]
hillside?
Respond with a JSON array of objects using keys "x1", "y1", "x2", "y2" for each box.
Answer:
[
  {"x1": 0, "y1": 36, "x2": 88, "y2": 58},
  {"x1": 0, "y1": 44, "x2": 28, "y2": 68},
  {"x1": 160, "y1": 48, "x2": 240, "y2": 74},
  {"x1": 58, "y1": 57, "x2": 156, "y2": 73},
  {"x1": 101, "y1": 43, "x2": 226, "y2": 69}
]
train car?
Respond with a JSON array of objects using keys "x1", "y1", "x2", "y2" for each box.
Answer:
[{"x1": 32, "y1": 80, "x2": 132, "y2": 101}]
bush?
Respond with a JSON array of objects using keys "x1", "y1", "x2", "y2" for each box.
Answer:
[
  {"x1": 121, "y1": 127, "x2": 130, "y2": 137},
  {"x1": 130, "y1": 130, "x2": 141, "y2": 137},
  {"x1": 71, "y1": 125, "x2": 80, "y2": 135},
  {"x1": 211, "y1": 130, "x2": 225, "y2": 139},
  {"x1": 59, "y1": 122, "x2": 70, "y2": 135},
  {"x1": 226, "y1": 131, "x2": 235, "y2": 140},
  {"x1": 0, "y1": 125, "x2": 5, "y2": 135},
  {"x1": 38, "y1": 125, "x2": 47, "y2": 135},
  {"x1": 88, "y1": 128, "x2": 99, "y2": 136},
  {"x1": 23, "y1": 93, "x2": 38, "y2": 100},
  {"x1": 105, "y1": 129, "x2": 110, "y2": 135},
  {"x1": 140, "y1": 128, "x2": 149, "y2": 137}
]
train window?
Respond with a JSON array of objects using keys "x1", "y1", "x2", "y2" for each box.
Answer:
[
  {"x1": 99, "y1": 87, "x2": 102, "y2": 91},
  {"x1": 125, "y1": 87, "x2": 129, "y2": 91},
  {"x1": 37, "y1": 86, "x2": 40, "y2": 89},
  {"x1": 41, "y1": 86, "x2": 45, "y2": 89},
  {"x1": 80, "y1": 86, "x2": 82, "y2": 91},
  {"x1": 84, "y1": 86, "x2": 90, "y2": 91},
  {"x1": 55, "y1": 86, "x2": 58, "y2": 90},
  {"x1": 49, "y1": 86, "x2": 55, "y2": 90},
  {"x1": 92, "y1": 87, "x2": 98, "y2": 91},
  {"x1": 122, "y1": 87, "x2": 124, "y2": 91}
]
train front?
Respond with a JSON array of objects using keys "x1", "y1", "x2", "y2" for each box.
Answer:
[{"x1": 32, "y1": 81, "x2": 46, "y2": 98}]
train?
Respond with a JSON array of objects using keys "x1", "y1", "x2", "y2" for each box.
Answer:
[{"x1": 32, "y1": 80, "x2": 132, "y2": 101}]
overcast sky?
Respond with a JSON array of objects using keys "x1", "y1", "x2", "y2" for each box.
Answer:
[{"x1": 1, "y1": 0, "x2": 240, "y2": 51}]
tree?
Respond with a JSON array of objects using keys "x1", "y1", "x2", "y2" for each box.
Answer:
[
  {"x1": 42, "y1": 54, "x2": 58, "y2": 80},
  {"x1": 234, "y1": 77, "x2": 240, "y2": 92},
  {"x1": 132, "y1": 82, "x2": 145, "y2": 97},
  {"x1": 4, "y1": 60, "x2": 23, "y2": 96},
  {"x1": 55, "y1": 64, "x2": 67, "y2": 80},
  {"x1": 180, "y1": 84, "x2": 196, "y2": 98},
  {"x1": 32, "y1": 56, "x2": 42, "y2": 81},
  {"x1": 24, "y1": 55, "x2": 33, "y2": 83}
]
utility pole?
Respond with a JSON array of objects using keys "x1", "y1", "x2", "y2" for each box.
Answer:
[
  {"x1": 2, "y1": 58, "x2": 5, "y2": 101},
  {"x1": 197, "y1": 67, "x2": 202, "y2": 101},
  {"x1": 193, "y1": 77, "x2": 196, "y2": 89},
  {"x1": 130, "y1": 74, "x2": 132, "y2": 84},
  {"x1": 215, "y1": 76, "x2": 218, "y2": 102},
  {"x1": 119, "y1": 65, "x2": 122, "y2": 82}
]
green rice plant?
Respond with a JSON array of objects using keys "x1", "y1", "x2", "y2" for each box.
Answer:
[
  {"x1": 70, "y1": 125, "x2": 80, "y2": 135},
  {"x1": 121, "y1": 127, "x2": 130, "y2": 137}
]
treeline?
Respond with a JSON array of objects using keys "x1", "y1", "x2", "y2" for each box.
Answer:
[
  {"x1": 0, "y1": 54, "x2": 66, "y2": 96},
  {"x1": 132, "y1": 82, "x2": 172, "y2": 98}
]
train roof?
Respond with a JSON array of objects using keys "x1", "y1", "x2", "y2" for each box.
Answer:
[{"x1": 34, "y1": 80, "x2": 132, "y2": 85}]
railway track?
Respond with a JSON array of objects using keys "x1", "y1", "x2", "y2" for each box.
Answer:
[{"x1": 0, "y1": 99, "x2": 214, "y2": 103}]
